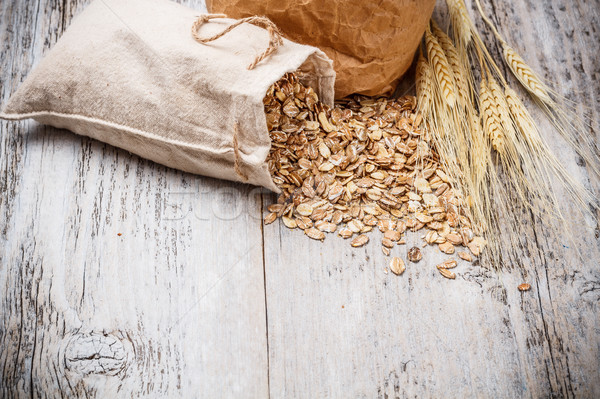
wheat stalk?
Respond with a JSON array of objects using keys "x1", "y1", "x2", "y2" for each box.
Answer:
[
  {"x1": 474, "y1": 0, "x2": 600, "y2": 179},
  {"x1": 419, "y1": 4, "x2": 599, "y2": 268},
  {"x1": 425, "y1": 26, "x2": 457, "y2": 108},
  {"x1": 505, "y1": 86, "x2": 598, "y2": 208},
  {"x1": 479, "y1": 79, "x2": 504, "y2": 152},
  {"x1": 489, "y1": 76, "x2": 547, "y2": 212},
  {"x1": 416, "y1": 51, "x2": 434, "y2": 117},
  {"x1": 467, "y1": 112, "x2": 487, "y2": 209}
]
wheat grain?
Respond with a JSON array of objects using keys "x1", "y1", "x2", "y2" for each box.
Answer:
[
  {"x1": 467, "y1": 236, "x2": 487, "y2": 257},
  {"x1": 479, "y1": 79, "x2": 504, "y2": 152},
  {"x1": 437, "y1": 259, "x2": 458, "y2": 270},
  {"x1": 518, "y1": 283, "x2": 531, "y2": 292},
  {"x1": 425, "y1": 26, "x2": 457, "y2": 107},
  {"x1": 389, "y1": 257, "x2": 406, "y2": 276},
  {"x1": 458, "y1": 251, "x2": 473, "y2": 262},
  {"x1": 407, "y1": 247, "x2": 423, "y2": 263},
  {"x1": 439, "y1": 241, "x2": 455, "y2": 254},
  {"x1": 351, "y1": 234, "x2": 369, "y2": 248}
]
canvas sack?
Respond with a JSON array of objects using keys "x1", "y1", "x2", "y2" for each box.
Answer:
[{"x1": 0, "y1": 0, "x2": 335, "y2": 192}]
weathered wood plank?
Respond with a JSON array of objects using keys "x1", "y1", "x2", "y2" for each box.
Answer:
[
  {"x1": 475, "y1": 1, "x2": 600, "y2": 396},
  {"x1": 0, "y1": 1, "x2": 269, "y2": 397},
  {"x1": 1, "y1": 0, "x2": 599, "y2": 398},
  {"x1": 262, "y1": 1, "x2": 600, "y2": 398}
]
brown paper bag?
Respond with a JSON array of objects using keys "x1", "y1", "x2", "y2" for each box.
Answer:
[
  {"x1": 0, "y1": 0, "x2": 335, "y2": 192},
  {"x1": 207, "y1": 0, "x2": 436, "y2": 98}
]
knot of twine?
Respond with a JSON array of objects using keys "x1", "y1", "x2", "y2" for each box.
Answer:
[{"x1": 192, "y1": 14, "x2": 284, "y2": 70}]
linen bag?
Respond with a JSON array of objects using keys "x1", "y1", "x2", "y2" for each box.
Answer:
[
  {"x1": 207, "y1": 0, "x2": 436, "y2": 98},
  {"x1": 0, "y1": 0, "x2": 335, "y2": 192}
]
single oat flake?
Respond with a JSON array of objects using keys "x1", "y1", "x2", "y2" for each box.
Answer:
[
  {"x1": 437, "y1": 259, "x2": 457, "y2": 270},
  {"x1": 438, "y1": 267, "x2": 456, "y2": 279},
  {"x1": 351, "y1": 234, "x2": 369, "y2": 248},
  {"x1": 518, "y1": 283, "x2": 531, "y2": 292},
  {"x1": 407, "y1": 247, "x2": 423, "y2": 263},
  {"x1": 390, "y1": 257, "x2": 406, "y2": 275}
]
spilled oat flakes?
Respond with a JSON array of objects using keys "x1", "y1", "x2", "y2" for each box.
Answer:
[{"x1": 263, "y1": 73, "x2": 486, "y2": 273}]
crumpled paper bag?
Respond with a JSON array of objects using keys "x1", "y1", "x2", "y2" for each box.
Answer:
[{"x1": 207, "y1": 0, "x2": 436, "y2": 98}]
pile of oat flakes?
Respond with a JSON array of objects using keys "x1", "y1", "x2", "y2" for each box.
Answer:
[{"x1": 263, "y1": 73, "x2": 486, "y2": 278}]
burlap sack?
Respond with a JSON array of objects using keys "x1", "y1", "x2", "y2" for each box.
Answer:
[
  {"x1": 207, "y1": 0, "x2": 436, "y2": 98},
  {"x1": 0, "y1": 0, "x2": 335, "y2": 192}
]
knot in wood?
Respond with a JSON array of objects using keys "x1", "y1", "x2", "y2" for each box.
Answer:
[{"x1": 64, "y1": 332, "x2": 128, "y2": 376}]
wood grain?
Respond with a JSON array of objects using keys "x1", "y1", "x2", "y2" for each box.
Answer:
[
  {"x1": 0, "y1": 1, "x2": 269, "y2": 397},
  {"x1": 1, "y1": 0, "x2": 599, "y2": 398},
  {"x1": 262, "y1": 1, "x2": 600, "y2": 398}
]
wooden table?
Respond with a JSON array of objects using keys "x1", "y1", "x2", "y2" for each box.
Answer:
[{"x1": 1, "y1": 0, "x2": 599, "y2": 397}]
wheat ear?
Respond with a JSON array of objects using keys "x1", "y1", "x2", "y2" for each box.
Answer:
[
  {"x1": 501, "y1": 43, "x2": 553, "y2": 104},
  {"x1": 479, "y1": 79, "x2": 504, "y2": 152},
  {"x1": 446, "y1": 0, "x2": 472, "y2": 47},
  {"x1": 416, "y1": 51, "x2": 434, "y2": 117},
  {"x1": 503, "y1": 87, "x2": 536, "y2": 136},
  {"x1": 425, "y1": 25, "x2": 457, "y2": 108},
  {"x1": 472, "y1": 0, "x2": 553, "y2": 104},
  {"x1": 468, "y1": 112, "x2": 489, "y2": 180},
  {"x1": 487, "y1": 77, "x2": 517, "y2": 134},
  {"x1": 431, "y1": 20, "x2": 470, "y2": 106}
]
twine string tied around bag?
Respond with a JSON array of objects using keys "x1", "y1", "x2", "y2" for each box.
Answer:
[{"x1": 192, "y1": 14, "x2": 284, "y2": 70}]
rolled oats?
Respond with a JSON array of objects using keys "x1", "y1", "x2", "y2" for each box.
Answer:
[{"x1": 264, "y1": 73, "x2": 483, "y2": 262}]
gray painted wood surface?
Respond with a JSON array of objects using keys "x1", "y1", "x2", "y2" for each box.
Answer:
[{"x1": 0, "y1": 0, "x2": 598, "y2": 397}]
